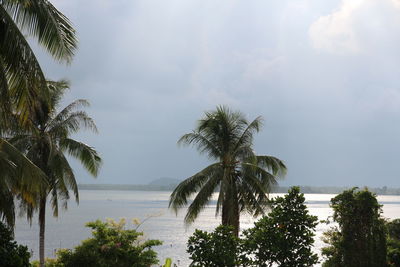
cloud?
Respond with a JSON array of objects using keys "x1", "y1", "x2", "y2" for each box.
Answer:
[
  {"x1": 39, "y1": 0, "x2": 400, "y2": 187},
  {"x1": 309, "y1": 0, "x2": 400, "y2": 54}
]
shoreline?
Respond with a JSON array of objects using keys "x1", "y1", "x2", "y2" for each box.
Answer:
[{"x1": 77, "y1": 184, "x2": 400, "y2": 195}]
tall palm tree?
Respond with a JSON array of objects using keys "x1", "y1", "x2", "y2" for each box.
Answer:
[
  {"x1": 0, "y1": 0, "x2": 77, "y2": 226},
  {"x1": 10, "y1": 80, "x2": 101, "y2": 267},
  {"x1": 0, "y1": 138, "x2": 45, "y2": 226},
  {"x1": 0, "y1": 0, "x2": 77, "y2": 119},
  {"x1": 169, "y1": 106, "x2": 287, "y2": 236}
]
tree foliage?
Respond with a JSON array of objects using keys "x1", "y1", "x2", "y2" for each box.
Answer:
[
  {"x1": 187, "y1": 187, "x2": 318, "y2": 267},
  {"x1": 0, "y1": 0, "x2": 77, "y2": 119},
  {"x1": 9, "y1": 81, "x2": 101, "y2": 267},
  {"x1": 170, "y1": 106, "x2": 286, "y2": 236},
  {"x1": 0, "y1": 0, "x2": 77, "y2": 228},
  {"x1": 322, "y1": 188, "x2": 387, "y2": 267},
  {"x1": 0, "y1": 221, "x2": 30, "y2": 267},
  {"x1": 187, "y1": 225, "x2": 239, "y2": 267},
  {"x1": 387, "y1": 219, "x2": 400, "y2": 267},
  {"x1": 54, "y1": 219, "x2": 162, "y2": 267},
  {"x1": 242, "y1": 186, "x2": 318, "y2": 266}
]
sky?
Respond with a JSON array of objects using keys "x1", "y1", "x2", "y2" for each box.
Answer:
[{"x1": 33, "y1": 0, "x2": 400, "y2": 187}]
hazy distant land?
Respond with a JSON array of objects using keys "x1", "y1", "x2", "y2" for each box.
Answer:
[{"x1": 78, "y1": 178, "x2": 400, "y2": 195}]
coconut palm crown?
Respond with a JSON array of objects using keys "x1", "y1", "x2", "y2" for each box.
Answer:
[
  {"x1": 0, "y1": 0, "x2": 78, "y2": 227},
  {"x1": 10, "y1": 80, "x2": 101, "y2": 267},
  {"x1": 169, "y1": 106, "x2": 287, "y2": 236},
  {"x1": 0, "y1": 0, "x2": 77, "y2": 119}
]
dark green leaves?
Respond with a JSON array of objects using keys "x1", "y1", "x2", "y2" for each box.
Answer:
[
  {"x1": 171, "y1": 106, "x2": 287, "y2": 235},
  {"x1": 242, "y1": 187, "x2": 319, "y2": 267}
]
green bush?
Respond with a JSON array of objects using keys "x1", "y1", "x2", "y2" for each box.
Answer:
[
  {"x1": 54, "y1": 219, "x2": 162, "y2": 267},
  {"x1": 187, "y1": 225, "x2": 239, "y2": 267},
  {"x1": 241, "y1": 186, "x2": 319, "y2": 266},
  {"x1": 30, "y1": 258, "x2": 61, "y2": 267},
  {"x1": 0, "y1": 221, "x2": 30, "y2": 267},
  {"x1": 387, "y1": 219, "x2": 400, "y2": 267},
  {"x1": 187, "y1": 187, "x2": 318, "y2": 267},
  {"x1": 322, "y1": 188, "x2": 387, "y2": 267}
]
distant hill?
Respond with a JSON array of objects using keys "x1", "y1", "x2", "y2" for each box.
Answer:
[
  {"x1": 78, "y1": 182, "x2": 400, "y2": 195},
  {"x1": 78, "y1": 177, "x2": 182, "y2": 191}
]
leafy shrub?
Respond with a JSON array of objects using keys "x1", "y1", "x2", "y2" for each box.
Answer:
[
  {"x1": 187, "y1": 225, "x2": 239, "y2": 267},
  {"x1": 54, "y1": 218, "x2": 162, "y2": 267},
  {"x1": 0, "y1": 221, "x2": 30, "y2": 267},
  {"x1": 322, "y1": 188, "x2": 387, "y2": 267},
  {"x1": 30, "y1": 258, "x2": 61, "y2": 267},
  {"x1": 241, "y1": 186, "x2": 319, "y2": 266},
  {"x1": 187, "y1": 187, "x2": 318, "y2": 267},
  {"x1": 387, "y1": 219, "x2": 400, "y2": 267}
]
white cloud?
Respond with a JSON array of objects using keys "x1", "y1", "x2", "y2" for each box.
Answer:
[
  {"x1": 309, "y1": 0, "x2": 400, "y2": 54},
  {"x1": 392, "y1": 0, "x2": 400, "y2": 8}
]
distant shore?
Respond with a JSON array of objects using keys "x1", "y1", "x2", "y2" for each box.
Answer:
[{"x1": 77, "y1": 184, "x2": 400, "y2": 195}]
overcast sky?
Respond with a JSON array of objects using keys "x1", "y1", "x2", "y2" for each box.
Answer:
[{"x1": 34, "y1": 0, "x2": 400, "y2": 187}]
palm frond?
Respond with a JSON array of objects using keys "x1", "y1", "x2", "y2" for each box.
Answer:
[
  {"x1": 3, "y1": 0, "x2": 78, "y2": 62},
  {"x1": 233, "y1": 116, "x2": 262, "y2": 153},
  {"x1": 237, "y1": 180, "x2": 267, "y2": 217},
  {"x1": 172, "y1": 106, "x2": 286, "y2": 234},
  {"x1": 48, "y1": 148, "x2": 78, "y2": 202},
  {"x1": 0, "y1": 138, "x2": 47, "y2": 226},
  {"x1": 256, "y1": 155, "x2": 287, "y2": 177},
  {"x1": 0, "y1": 4, "x2": 47, "y2": 120},
  {"x1": 169, "y1": 163, "x2": 221, "y2": 214},
  {"x1": 242, "y1": 162, "x2": 278, "y2": 187},
  {"x1": 47, "y1": 79, "x2": 69, "y2": 109},
  {"x1": 0, "y1": 57, "x2": 11, "y2": 125},
  {"x1": 0, "y1": 179, "x2": 15, "y2": 226},
  {"x1": 48, "y1": 110, "x2": 98, "y2": 136},
  {"x1": 185, "y1": 172, "x2": 221, "y2": 225},
  {"x1": 178, "y1": 132, "x2": 221, "y2": 159},
  {"x1": 59, "y1": 138, "x2": 101, "y2": 177},
  {"x1": 0, "y1": 138, "x2": 46, "y2": 188},
  {"x1": 47, "y1": 100, "x2": 92, "y2": 130},
  {"x1": 239, "y1": 165, "x2": 274, "y2": 216}
]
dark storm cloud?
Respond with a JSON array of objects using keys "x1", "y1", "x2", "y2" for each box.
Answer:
[{"x1": 36, "y1": 0, "x2": 400, "y2": 186}]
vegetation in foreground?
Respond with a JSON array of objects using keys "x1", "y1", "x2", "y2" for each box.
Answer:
[
  {"x1": 322, "y1": 188, "x2": 387, "y2": 266},
  {"x1": 31, "y1": 219, "x2": 161, "y2": 267},
  {"x1": 169, "y1": 106, "x2": 287, "y2": 236},
  {"x1": 186, "y1": 187, "x2": 400, "y2": 267},
  {"x1": 0, "y1": 0, "x2": 78, "y2": 230},
  {"x1": 187, "y1": 187, "x2": 318, "y2": 267},
  {"x1": 0, "y1": 1, "x2": 80, "y2": 267},
  {"x1": 4, "y1": 187, "x2": 400, "y2": 267},
  {"x1": 11, "y1": 80, "x2": 102, "y2": 267},
  {"x1": 0, "y1": 221, "x2": 30, "y2": 267}
]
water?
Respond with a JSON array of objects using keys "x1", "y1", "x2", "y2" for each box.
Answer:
[{"x1": 14, "y1": 190, "x2": 400, "y2": 266}]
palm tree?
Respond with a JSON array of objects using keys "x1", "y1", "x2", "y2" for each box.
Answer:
[
  {"x1": 169, "y1": 106, "x2": 287, "y2": 236},
  {"x1": 0, "y1": 0, "x2": 77, "y2": 226},
  {"x1": 0, "y1": 138, "x2": 45, "y2": 226},
  {"x1": 10, "y1": 80, "x2": 101, "y2": 267},
  {"x1": 0, "y1": 0, "x2": 77, "y2": 119}
]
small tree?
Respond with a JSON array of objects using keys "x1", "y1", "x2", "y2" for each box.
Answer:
[
  {"x1": 55, "y1": 219, "x2": 162, "y2": 267},
  {"x1": 322, "y1": 188, "x2": 387, "y2": 267},
  {"x1": 0, "y1": 222, "x2": 30, "y2": 267},
  {"x1": 187, "y1": 225, "x2": 239, "y2": 267},
  {"x1": 387, "y1": 219, "x2": 400, "y2": 267},
  {"x1": 241, "y1": 186, "x2": 318, "y2": 267}
]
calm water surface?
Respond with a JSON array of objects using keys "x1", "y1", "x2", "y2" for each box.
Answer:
[{"x1": 14, "y1": 190, "x2": 400, "y2": 266}]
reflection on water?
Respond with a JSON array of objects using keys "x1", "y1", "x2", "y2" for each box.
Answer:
[{"x1": 14, "y1": 191, "x2": 400, "y2": 266}]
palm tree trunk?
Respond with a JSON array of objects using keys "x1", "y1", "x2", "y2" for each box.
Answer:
[
  {"x1": 39, "y1": 197, "x2": 46, "y2": 267},
  {"x1": 222, "y1": 202, "x2": 240, "y2": 236},
  {"x1": 221, "y1": 180, "x2": 240, "y2": 237}
]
